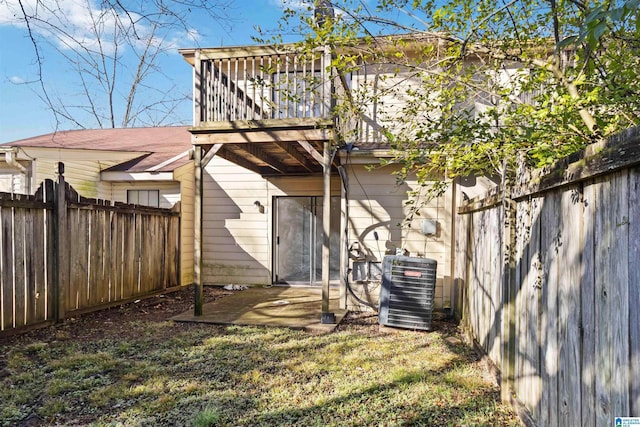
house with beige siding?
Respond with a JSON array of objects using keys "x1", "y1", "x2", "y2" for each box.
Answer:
[
  {"x1": 0, "y1": 126, "x2": 195, "y2": 286},
  {"x1": 179, "y1": 35, "x2": 485, "y2": 316}
]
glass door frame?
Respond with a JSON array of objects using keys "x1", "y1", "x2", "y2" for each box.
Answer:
[{"x1": 273, "y1": 195, "x2": 340, "y2": 285}]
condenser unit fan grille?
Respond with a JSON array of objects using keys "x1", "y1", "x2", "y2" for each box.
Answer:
[{"x1": 378, "y1": 255, "x2": 437, "y2": 331}]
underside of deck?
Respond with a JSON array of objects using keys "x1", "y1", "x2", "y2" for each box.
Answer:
[{"x1": 189, "y1": 118, "x2": 335, "y2": 177}]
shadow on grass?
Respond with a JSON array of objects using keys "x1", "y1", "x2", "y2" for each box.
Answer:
[{"x1": 0, "y1": 318, "x2": 520, "y2": 427}]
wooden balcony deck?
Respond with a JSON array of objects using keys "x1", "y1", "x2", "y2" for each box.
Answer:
[
  {"x1": 181, "y1": 45, "x2": 332, "y2": 124},
  {"x1": 181, "y1": 45, "x2": 336, "y2": 177}
]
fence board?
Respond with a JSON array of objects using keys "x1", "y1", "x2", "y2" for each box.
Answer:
[
  {"x1": 557, "y1": 186, "x2": 582, "y2": 425},
  {"x1": 454, "y1": 207, "x2": 469, "y2": 321},
  {"x1": 629, "y1": 167, "x2": 640, "y2": 415},
  {"x1": 475, "y1": 210, "x2": 486, "y2": 350},
  {"x1": 580, "y1": 180, "x2": 597, "y2": 427},
  {"x1": 539, "y1": 191, "x2": 559, "y2": 427},
  {"x1": 14, "y1": 208, "x2": 26, "y2": 329},
  {"x1": 527, "y1": 196, "x2": 542, "y2": 423},
  {"x1": 609, "y1": 172, "x2": 630, "y2": 419},
  {"x1": 32, "y1": 208, "x2": 47, "y2": 322},
  {"x1": 148, "y1": 215, "x2": 160, "y2": 292},
  {"x1": 133, "y1": 213, "x2": 142, "y2": 295},
  {"x1": 170, "y1": 215, "x2": 180, "y2": 287},
  {"x1": 1, "y1": 207, "x2": 14, "y2": 330},
  {"x1": 594, "y1": 177, "x2": 614, "y2": 425},
  {"x1": 482, "y1": 209, "x2": 492, "y2": 354},
  {"x1": 24, "y1": 207, "x2": 36, "y2": 325},
  {"x1": 492, "y1": 205, "x2": 503, "y2": 364},
  {"x1": 70, "y1": 207, "x2": 90, "y2": 310},
  {"x1": 87, "y1": 210, "x2": 96, "y2": 306},
  {"x1": 164, "y1": 216, "x2": 174, "y2": 287},
  {"x1": 111, "y1": 212, "x2": 122, "y2": 301},
  {"x1": 514, "y1": 198, "x2": 529, "y2": 407},
  {"x1": 122, "y1": 214, "x2": 135, "y2": 298},
  {"x1": 471, "y1": 211, "x2": 481, "y2": 344},
  {"x1": 141, "y1": 215, "x2": 150, "y2": 292},
  {"x1": 116, "y1": 213, "x2": 127, "y2": 298},
  {"x1": 20, "y1": 209, "x2": 37, "y2": 325},
  {"x1": 95, "y1": 209, "x2": 108, "y2": 304}
]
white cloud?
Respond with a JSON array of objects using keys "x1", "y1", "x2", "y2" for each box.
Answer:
[
  {"x1": 164, "y1": 28, "x2": 202, "y2": 50},
  {"x1": 9, "y1": 76, "x2": 25, "y2": 84},
  {"x1": 0, "y1": 0, "x2": 150, "y2": 55}
]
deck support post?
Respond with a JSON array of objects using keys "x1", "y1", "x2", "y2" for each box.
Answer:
[
  {"x1": 321, "y1": 140, "x2": 335, "y2": 324},
  {"x1": 194, "y1": 145, "x2": 204, "y2": 316}
]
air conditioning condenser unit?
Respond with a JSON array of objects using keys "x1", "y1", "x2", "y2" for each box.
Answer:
[{"x1": 378, "y1": 255, "x2": 437, "y2": 331}]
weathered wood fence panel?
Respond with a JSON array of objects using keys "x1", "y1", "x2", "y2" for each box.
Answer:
[
  {"x1": 457, "y1": 126, "x2": 640, "y2": 426},
  {"x1": 0, "y1": 165, "x2": 180, "y2": 334},
  {"x1": 63, "y1": 200, "x2": 179, "y2": 313},
  {"x1": 0, "y1": 188, "x2": 54, "y2": 332}
]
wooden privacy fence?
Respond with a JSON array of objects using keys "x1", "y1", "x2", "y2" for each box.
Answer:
[
  {"x1": 0, "y1": 164, "x2": 180, "y2": 334},
  {"x1": 455, "y1": 126, "x2": 640, "y2": 426}
]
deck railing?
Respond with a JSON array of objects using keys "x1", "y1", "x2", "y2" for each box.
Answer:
[{"x1": 194, "y1": 46, "x2": 333, "y2": 124}]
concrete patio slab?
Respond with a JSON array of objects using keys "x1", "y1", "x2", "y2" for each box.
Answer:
[{"x1": 171, "y1": 286, "x2": 346, "y2": 333}]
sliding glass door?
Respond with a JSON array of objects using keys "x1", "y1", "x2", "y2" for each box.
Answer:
[{"x1": 274, "y1": 196, "x2": 340, "y2": 285}]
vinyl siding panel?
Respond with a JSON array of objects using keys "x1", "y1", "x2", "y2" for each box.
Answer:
[
  {"x1": 201, "y1": 156, "x2": 453, "y2": 309},
  {"x1": 203, "y1": 157, "x2": 272, "y2": 285},
  {"x1": 346, "y1": 163, "x2": 453, "y2": 309},
  {"x1": 202, "y1": 157, "x2": 340, "y2": 286},
  {"x1": 352, "y1": 65, "x2": 427, "y2": 144},
  {"x1": 35, "y1": 159, "x2": 122, "y2": 199},
  {"x1": 18, "y1": 147, "x2": 141, "y2": 198},
  {"x1": 174, "y1": 162, "x2": 195, "y2": 286}
]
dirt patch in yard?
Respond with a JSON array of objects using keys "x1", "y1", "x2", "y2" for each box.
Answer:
[{"x1": 0, "y1": 286, "x2": 231, "y2": 346}]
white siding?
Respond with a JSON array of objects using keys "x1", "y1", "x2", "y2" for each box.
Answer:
[
  {"x1": 35, "y1": 159, "x2": 122, "y2": 199},
  {"x1": 174, "y1": 162, "x2": 195, "y2": 286},
  {"x1": 201, "y1": 155, "x2": 454, "y2": 310},
  {"x1": 346, "y1": 162, "x2": 453, "y2": 310},
  {"x1": 351, "y1": 64, "x2": 427, "y2": 144},
  {"x1": 202, "y1": 157, "x2": 271, "y2": 285},
  {"x1": 202, "y1": 157, "x2": 340, "y2": 286}
]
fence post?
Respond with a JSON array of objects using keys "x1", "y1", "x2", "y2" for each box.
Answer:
[{"x1": 53, "y1": 162, "x2": 68, "y2": 321}]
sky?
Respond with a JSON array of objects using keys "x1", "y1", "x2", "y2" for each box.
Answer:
[{"x1": 0, "y1": 0, "x2": 313, "y2": 143}]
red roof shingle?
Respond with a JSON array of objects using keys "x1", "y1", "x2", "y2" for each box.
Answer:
[{"x1": 4, "y1": 126, "x2": 193, "y2": 173}]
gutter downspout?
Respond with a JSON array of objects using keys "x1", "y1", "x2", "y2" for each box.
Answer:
[
  {"x1": 0, "y1": 148, "x2": 29, "y2": 194},
  {"x1": 4, "y1": 148, "x2": 27, "y2": 174}
]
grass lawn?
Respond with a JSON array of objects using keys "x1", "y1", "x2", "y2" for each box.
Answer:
[{"x1": 0, "y1": 288, "x2": 521, "y2": 426}]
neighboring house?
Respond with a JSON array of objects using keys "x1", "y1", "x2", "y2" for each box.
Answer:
[
  {"x1": 0, "y1": 126, "x2": 195, "y2": 286},
  {"x1": 179, "y1": 35, "x2": 491, "y2": 312}
]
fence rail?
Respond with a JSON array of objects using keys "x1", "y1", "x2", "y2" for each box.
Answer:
[
  {"x1": 456, "y1": 126, "x2": 640, "y2": 426},
  {"x1": 0, "y1": 165, "x2": 180, "y2": 334}
]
